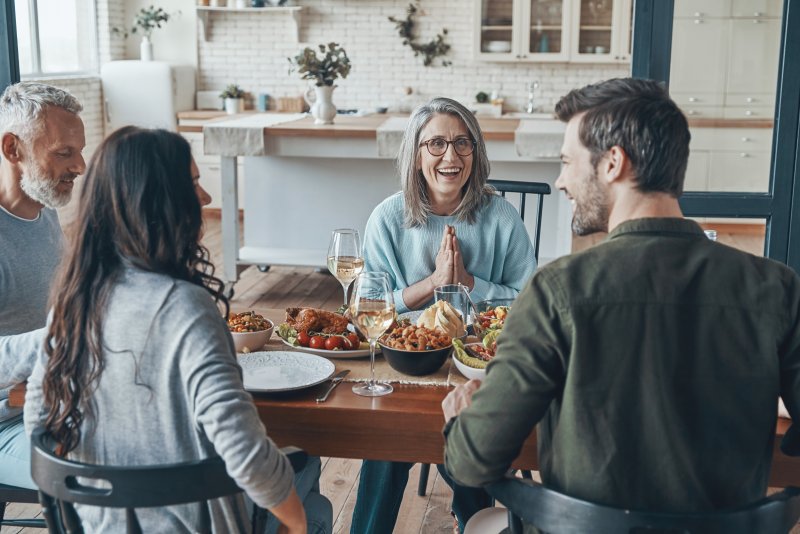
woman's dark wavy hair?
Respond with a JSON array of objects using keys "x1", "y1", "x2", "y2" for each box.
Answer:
[
  {"x1": 42, "y1": 126, "x2": 228, "y2": 455},
  {"x1": 555, "y1": 77, "x2": 691, "y2": 197}
]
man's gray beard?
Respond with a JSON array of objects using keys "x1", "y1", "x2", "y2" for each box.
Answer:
[{"x1": 19, "y1": 164, "x2": 71, "y2": 209}]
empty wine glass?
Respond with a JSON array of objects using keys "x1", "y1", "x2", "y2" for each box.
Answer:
[
  {"x1": 327, "y1": 229, "x2": 364, "y2": 306},
  {"x1": 350, "y1": 272, "x2": 394, "y2": 397}
]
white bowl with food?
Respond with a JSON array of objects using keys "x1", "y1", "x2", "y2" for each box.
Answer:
[
  {"x1": 228, "y1": 311, "x2": 274, "y2": 353},
  {"x1": 452, "y1": 332, "x2": 499, "y2": 380}
]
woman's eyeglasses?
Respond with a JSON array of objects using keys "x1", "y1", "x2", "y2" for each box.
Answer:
[{"x1": 419, "y1": 137, "x2": 476, "y2": 157}]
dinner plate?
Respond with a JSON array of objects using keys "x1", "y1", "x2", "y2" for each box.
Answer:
[
  {"x1": 279, "y1": 338, "x2": 373, "y2": 359},
  {"x1": 239, "y1": 351, "x2": 335, "y2": 392},
  {"x1": 398, "y1": 310, "x2": 424, "y2": 324}
]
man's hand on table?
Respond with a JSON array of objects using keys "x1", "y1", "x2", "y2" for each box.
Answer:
[{"x1": 442, "y1": 379, "x2": 482, "y2": 423}]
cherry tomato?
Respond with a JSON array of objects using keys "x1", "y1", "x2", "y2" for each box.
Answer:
[
  {"x1": 325, "y1": 336, "x2": 344, "y2": 351},
  {"x1": 346, "y1": 333, "x2": 360, "y2": 350},
  {"x1": 297, "y1": 331, "x2": 311, "y2": 347},
  {"x1": 309, "y1": 336, "x2": 325, "y2": 350}
]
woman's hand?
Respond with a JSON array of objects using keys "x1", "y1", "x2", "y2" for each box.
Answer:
[
  {"x1": 430, "y1": 225, "x2": 454, "y2": 288},
  {"x1": 451, "y1": 231, "x2": 474, "y2": 290}
]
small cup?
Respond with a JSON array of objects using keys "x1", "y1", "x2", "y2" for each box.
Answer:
[
  {"x1": 583, "y1": 45, "x2": 593, "y2": 53},
  {"x1": 257, "y1": 93, "x2": 269, "y2": 112},
  {"x1": 594, "y1": 46, "x2": 607, "y2": 54}
]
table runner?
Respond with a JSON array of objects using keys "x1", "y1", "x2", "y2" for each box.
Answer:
[
  {"x1": 375, "y1": 116, "x2": 408, "y2": 158},
  {"x1": 514, "y1": 119, "x2": 565, "y2": 159},
  {"x1": 203, "y1": 112, "x2": 307, "y2": 157},
  {"x1": 253, "y1": 336, "x2": 469, "y2": 387}
]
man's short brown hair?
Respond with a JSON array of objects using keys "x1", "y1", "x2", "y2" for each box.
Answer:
[{"x1": 555, "y1": 78, "x2": 690, "y2": 197}]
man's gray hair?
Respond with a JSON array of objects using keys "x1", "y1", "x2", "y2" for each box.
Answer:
[
  {"x1": 398, "y1": 97, "x2": 492, "y2": 227},
  {"x1": 0, "y1": 82, "x2": 83, "y2": 146}
]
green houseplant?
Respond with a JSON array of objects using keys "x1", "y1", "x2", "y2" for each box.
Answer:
[
  {"x1": 220, "y1": 84, "x2": 245, "y2": 115},
  {"x1": 289, "y1": 43, "x2": 351, "y2": 125},
  {"x1": 288, "y1": 42, "x2": 351, "y2": 87},
  {"x1": 112, "y1": 5, "x2": 173, "y2": 61}
]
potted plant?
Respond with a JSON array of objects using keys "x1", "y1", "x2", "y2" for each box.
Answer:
[
  {"x1": 288, "y1": 42, "x2": 351, "y2": 124},
  {"x1": 113, "y1": 5, "x2": 173, "y2": 61},
  {"x1": 220, "y1": 84, "x2": 245, "y2": 115}
]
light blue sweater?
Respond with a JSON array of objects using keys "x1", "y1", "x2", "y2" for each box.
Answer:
[{"x1": 363, "y1": 192, "x2": 537, "y2": 314}]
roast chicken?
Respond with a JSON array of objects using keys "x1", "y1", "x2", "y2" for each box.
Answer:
[{"x1": 285, "y1": 307, "x2": 350, "y2": 334}]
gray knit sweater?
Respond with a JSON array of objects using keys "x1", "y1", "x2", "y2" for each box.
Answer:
[{"x1": 24, "y1": 266, "x2": 294, "y2": 533}]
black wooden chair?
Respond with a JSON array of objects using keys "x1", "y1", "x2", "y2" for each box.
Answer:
[
  {"x1": 464, "y1": 475, "x2": 800, "y2": 534},
  {"x1": 0, "y1": 483, "x2": 47, "y2": 528},
  {"x1": 417, "y1": 179, "x2": 552, "y2": 498},
  {"x1": 30, "y1": 431, "x2": 307, "y2": 534}
]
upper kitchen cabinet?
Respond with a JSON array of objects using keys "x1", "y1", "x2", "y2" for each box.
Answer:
[
  {"x1": 474, "y1": 0, "x2": 631, "y2": 63},
  {"x1": 570, "y1": 0, "x2": 633, "y2": 63},
  {"x1": 670, "y1": 0, "x2": 781, "y2": 119},
  {"x1": 475, "y1": 0, "x2": 568, "y2": 62}
]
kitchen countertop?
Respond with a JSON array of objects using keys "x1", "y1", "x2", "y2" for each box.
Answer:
[
  {"x1": 178, "y1": 110, "x2": 774, "y2": 133},
  {"x1": 180, "y1": 111, "x2": 521, "y2": 140}
]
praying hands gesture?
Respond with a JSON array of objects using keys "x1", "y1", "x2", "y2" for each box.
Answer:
[{"x1": 403, "y1": 226, "x2": 476, "y2": 310}]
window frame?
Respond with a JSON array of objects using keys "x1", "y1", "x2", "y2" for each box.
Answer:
[
  {"x1": 632, "y1": 0, "x2": 800, "y2": 271},
  {"x1": 16, "y1": 0, "x2": 100, "y2": 78}
]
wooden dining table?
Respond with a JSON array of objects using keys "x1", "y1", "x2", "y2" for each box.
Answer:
[{"x1": 9, "y1": 306, "x2": 800, "y2": 488}]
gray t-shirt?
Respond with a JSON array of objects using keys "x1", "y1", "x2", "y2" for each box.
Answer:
[
  {"x1": 0, "y1": 206, "x2": 62, "y2": 421},
  {"x1": 25, "y1": 266, "x2": 294, "y2": 533}
]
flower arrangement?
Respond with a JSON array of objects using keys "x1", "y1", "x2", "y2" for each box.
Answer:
[
  {"x1": 288, "y1": 43, "x2": 351, "y2": 87},
  {"x1": 219, "y1": 84, "x2": 245, "y2": 100},
  {"x1": 112, "y1": 5, "x2": 173, "y2": 39}
]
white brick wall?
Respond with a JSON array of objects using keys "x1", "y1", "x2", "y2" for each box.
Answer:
[
  {"x1": 97, "y1": 0, "x2": 127, "y2": 64},
  {"x1": 197, "y1": 0, "x2": 630, "y2": 112}
]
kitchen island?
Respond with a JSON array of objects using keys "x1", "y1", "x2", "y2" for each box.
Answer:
[{"x1": 202, "y1": 113, "x2": 570, "y2": 292}]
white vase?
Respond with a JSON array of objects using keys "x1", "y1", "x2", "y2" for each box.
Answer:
[
  {"x1": 224, "y1": 98, "x2": 243, "y2": 115},
  {"x1": 304, "y1": 85, "x2": 337, "y2": 125},
  {"x1": 140, "y1": 36, "x2": 153, "y2": 61}
]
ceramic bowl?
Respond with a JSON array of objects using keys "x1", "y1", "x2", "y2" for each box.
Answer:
[
  {"x1": 484, "y1": 41, "x2": 512, "y2": 53},
  {"x1": 471, "y1": 298, "x2": 516, "y2": 339},
  {"x1": 452, "y1": 351, "x2": 487, "y2": 381},
  {"x1": 231, "y1": 319, "x2": 274, "y2": 353},
  {"x1": 379, "y1": 342, "x2": 452, "y2": 376}
]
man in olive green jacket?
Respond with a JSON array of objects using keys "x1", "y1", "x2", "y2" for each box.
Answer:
[{"x1": 442, "y1": 78, "x2": 800, "y2": 529}]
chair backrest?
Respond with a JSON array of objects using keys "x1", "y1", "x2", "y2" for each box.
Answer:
[
  {"x1": 487, "y1": 476, "x2": 800, "y2": 534},
  {"x1": 30, "y1": 431, "x2": 307, "y2": 534},
  {"x1": 487, "y1": 179, "x2": 551, "y2": 262}
]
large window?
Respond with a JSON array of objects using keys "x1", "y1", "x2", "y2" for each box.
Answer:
[{"x1": 14, "y1": 0, "x2": 97, "y2": 76}]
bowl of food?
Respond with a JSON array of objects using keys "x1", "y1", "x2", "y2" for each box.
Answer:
[
  {"x1": 452, "y1": 332, "x2": 499, "y2": 380},
  {"x1": 471, "y1": 298, "x2": 515, "y2": 339},
  {"x1": 228, "y1": 311, "x2": 274, "y2": 353},
  {"x1": 379, "y1": 324, "x2": 453, "y2": 376}
]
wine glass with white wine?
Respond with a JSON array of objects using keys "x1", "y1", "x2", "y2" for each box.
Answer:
[
  {"x1": 327, "y1": 229, "x2": 365, "y2": 306},
  {"x1": 350, "y1": 272, "x2": 395, "y2": 397}
]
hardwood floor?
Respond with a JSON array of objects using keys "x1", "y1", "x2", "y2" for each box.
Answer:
[{"x1": 0, "y1": 215, "x2": 783, "y2": 533}]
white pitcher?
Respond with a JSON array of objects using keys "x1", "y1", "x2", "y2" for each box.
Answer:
[{"x1": 304, "y1": 85, "x2": 337, "y2": 125}]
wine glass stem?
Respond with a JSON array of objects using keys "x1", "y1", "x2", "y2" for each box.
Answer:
[
  {"x1": 341, "y1": 281, "x2": 352, "y2": 305},
  {"x1": 369, "y1": 338, "x2": 377, "y2": 388}
]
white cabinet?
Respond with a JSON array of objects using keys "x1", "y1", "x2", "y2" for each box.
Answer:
[
  {"x1": 684, "y1": 127, "x2": 772, "y2": 193},
  {"x1": 182, "y1": 131, "x2": 244, "y2": 210},
  {"x1": 670, "y1": 0, "x2": 780, "y2": 119},
  {"x1": 474, "y1": 0, "x2": 631, "y2": 63}
]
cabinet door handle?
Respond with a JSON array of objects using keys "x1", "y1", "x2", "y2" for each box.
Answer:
[
  {"x1": 754, "y1": 11, "x2": 762, "y2": 16},
  {"x1": 740, "y1": 153, "x2": 750, "y2": 158},
  {"x1": 753, "y1": 18, "x2": 762, "y2": 23},
  {"x1": 694, "y1": 12, "x2": 703, "y2": 17},
  {"x1": 694, "y1": 19, "x2": 703, "y2": 24},
  {"x1": 687, "y1": 110, "x2": 698, "y2": 115},
  {"x1": 689, "y1": 97, "x2": 698, "y2": 102},
  {"x1": 745, "y1": 110, "x2": 754, "y2": 116},
  {"x1": 741, "y1": 137, "x2": 751, "y2": 142},
  {"x1": 746, "y1": 97, "x2": 754, "y2": 103}
]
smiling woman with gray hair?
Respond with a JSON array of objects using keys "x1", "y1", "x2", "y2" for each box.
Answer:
[{"x1": 354, "y1": 97, "x2": 537, "y2": 533}]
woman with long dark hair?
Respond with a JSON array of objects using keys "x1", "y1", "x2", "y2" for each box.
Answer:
[{"x1": 23, "y1": 127, "x2": 329, "y2": 533}]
